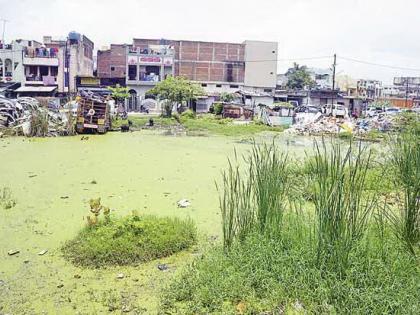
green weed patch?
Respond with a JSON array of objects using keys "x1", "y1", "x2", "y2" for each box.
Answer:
[{"x1": 62, "y1": 214, "x2": 196, "y2": 268}]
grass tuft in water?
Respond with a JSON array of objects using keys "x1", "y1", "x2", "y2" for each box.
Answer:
[
  {"x1": 0, "y1": 186, "x2": 16, "y2": 209},
  {"x1": 62, "y1": 213, "x2": 197, "y2": 268}
]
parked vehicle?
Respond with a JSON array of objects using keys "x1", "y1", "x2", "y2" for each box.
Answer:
[
  {"x1": 322, "y1": 104, "x2": 348, "y2": 117},
  {"x1": 296, "y1": 105, "x2": 321, "y2": 114},
  {"x1": 384, "y1": 107, "x2": 401, "y2": 116},
  {"x1": 366, "y1": 106, "x2": 383, "y2": 117},
  {"x1": 76, "y1": 96, "x2": 111, "y2": 134}
]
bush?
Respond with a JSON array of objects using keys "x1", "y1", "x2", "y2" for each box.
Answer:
[
  {"x1": 180, "y1": 109, "x2": 196, "y2": 119},
  {"x1": 213, "y1": 102, "x2": 224, "y2": 115},
  {"x1": 62, "y1": 214, "x2": 197, "y2": 267}
]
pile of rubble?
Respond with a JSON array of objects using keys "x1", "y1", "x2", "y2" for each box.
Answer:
[
  {"x1": 285, "y1": 112, "x2": 398, "y2": 136},
  {"x1": 0, "y1": 96, "x2": 73, "y2": 137},
  {"x1": 286, "y1": 113, "x2": 345, "y2": 135}
]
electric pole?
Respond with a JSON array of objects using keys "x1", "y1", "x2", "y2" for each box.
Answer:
[
  {"x1": 331, "y1": 53, "x2": 337, "y2": 110},
  {"x1": 405, "y1": 77, "x2": 409, "y2": 108},
  {"x1": 0, "y1": 18, "x2": 9, "y2": 83}
]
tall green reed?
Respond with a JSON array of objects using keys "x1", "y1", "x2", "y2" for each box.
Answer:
[
  {"x1": 218, "y1": 142, "x2": 291, "y2": 250},
  {"x1": 309, "y1": 139, "x2": 375, "y2": 273},
  {"x1": 387, "y1": 132, "x2": 420, "y2": 256}
]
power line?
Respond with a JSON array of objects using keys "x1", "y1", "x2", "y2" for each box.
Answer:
[
  {"x1": 338, "y1": 55, "x2": 420, "y2": 72},
  {"x1": 245, "y1": 55, "x2": 333, "y2": 63}
]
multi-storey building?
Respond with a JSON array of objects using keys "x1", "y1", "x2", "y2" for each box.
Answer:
[
  {"x1": 308, "y1": 68, "x2": 333, "y2": 89},
  {"x1": 357, "y1": 79, "x2": 382, "y2": 99},
  {"x1": 1, "y1": 32, "x2": 94, "y2": 96},
  {"x1": 0, "y1": 40, "x2": 29, "y2": 85},
  {"x1": 97, "y1": 38, "x2": 278, "y2": 110},
  {"x1": 96, "y1": 44, "x2": 127, "y2": 86}
]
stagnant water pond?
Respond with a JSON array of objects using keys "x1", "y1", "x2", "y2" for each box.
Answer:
[{"x1": 0, "y1": 131, "x2": 345, "y2": 314}]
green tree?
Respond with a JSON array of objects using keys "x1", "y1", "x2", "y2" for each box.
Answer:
[
  {"x1": 107, "y1": 84, "x2": 130, "y2": 105},
  {"x1": 148, "y1": 76, "x2": 205, "y2": 117},
  {"x1": 220, "y1": 92, "x2": 236, "y2": 103},
  {"x1": 285, "y1": 63, "x2": 315, "y2": 90}
]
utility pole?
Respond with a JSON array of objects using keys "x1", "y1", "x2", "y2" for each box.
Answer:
[
  {"x1": 0, "y1": 18, "x2": 9, "y2": 83},
  {"x1": 405, "y1": 77, "x2": 409, "y2": 108},
  {"x1": 331, "y1": 53, "x2": 337, "y2": 111}
]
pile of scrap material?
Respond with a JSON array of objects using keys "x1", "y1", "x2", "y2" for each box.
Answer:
[
  {"x1": 354, "y1": 115, "x2": 396, "y2": 134},
  {"x1": 285, "y1": 113, "x2": 353, "y2": 135},
  {"x1": 0, "y1": 96, "x2": 72, "y2": 137}
]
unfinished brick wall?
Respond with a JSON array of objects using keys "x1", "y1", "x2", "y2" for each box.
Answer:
[
  {"x1": 131, "y1": 38, "x2": 245, "y2": 83},
  {"x1": 97, "y1": 44, "x2": 127, "y2": 78},
  {"x1": 176, "y1": 41, "x2": 245, "y2": 83}
]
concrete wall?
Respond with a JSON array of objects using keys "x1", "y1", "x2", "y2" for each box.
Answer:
[{"x1": 244, "y1": 40, "x2": 277, "y2": 88}]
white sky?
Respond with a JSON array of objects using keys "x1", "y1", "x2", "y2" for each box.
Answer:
[{"x1": 2, "y1": 0, "x2": 420, "y2": 84}]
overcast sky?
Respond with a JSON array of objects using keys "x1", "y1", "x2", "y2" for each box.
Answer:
[{"x1": 2, "y1": 0, "x2": 420, "y2": 84}]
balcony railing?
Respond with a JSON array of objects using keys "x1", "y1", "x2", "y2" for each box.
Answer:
[
  {"x1": 128, "y1": 47, "x2": 174, "y2": 56},
  {"x1": 26, "y1": 76, "x2": 57, "y2": 84}
]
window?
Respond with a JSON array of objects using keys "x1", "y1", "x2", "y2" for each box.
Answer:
[
  {"x1": 216, "y1": 84, "x2": 222, "y2": 88},
  {"x1": 201, "y1": 83, "x2": 207, "y2": 87},
  {"x1": 50, "y1": 66, "x2": 58, "y2": 76},
  {"x1": 270, "y1": 72, "x2": 274, "y2": 75},
  {"x1": 229, "y1": 84, "x2": 239, "y2": 88},
  {"x1": 40, "y1": 66, "x2": 49, "y2": 77},
  {"x1": 272, "y1": 50, "x2": 276, "y2": 53},
  {"x1": 128, "y1": 65, "x2": 137, "y2": 80},
  {"x1": 110, "y1": 66, "x2": 115, "y2": 71},
  {"x1": 264, "y1": 88, "x2": 272, "y2": 93}
]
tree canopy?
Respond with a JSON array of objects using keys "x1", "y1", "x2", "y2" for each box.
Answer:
[
  {"x1": 107, "y1": 84, "x2": 130, "y2": 103},
  {"x1": 148, "y1": 76, "x2": 205, "y2": 105},
  {"x1": 285, "y1": 63, "x2": 315, "y2": 90}
]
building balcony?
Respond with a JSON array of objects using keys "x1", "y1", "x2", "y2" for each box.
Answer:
[
  {"x1": 23, "y1": 56, "x2": 59, "y2": 66},
  {"x1": 128, "y1": 47, "x2": 175, "y2": 57},
  {"x1": 25, "y1": 76, "x2": 57, "y2": 85},
  {"x1": 127, "y1": 79, "x2": 159, "y2": 86}
]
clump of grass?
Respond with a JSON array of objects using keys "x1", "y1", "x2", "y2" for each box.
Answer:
[
  {"x1": 181, "y1": 114, "x2": 284, "y2": 136},
  {"x1": 387, "y1": 131, "x2": 420, "y2": 255},
  {"x1": 309, "y1": 140, "x2": 375, "y2": 273},
  {"x1": 29, "y1": 109, "x2": 49, "y2": 137},
  {"x1": 0, "y1": 186, "x2": 16, "y2": 209},
  {"x1": 62, "y1": 213, "x2": 196, "y2": 267},
  {"x1": 161, "y1": 231, "x2": 419, "y2": 314},
  {"x1": 218, "y1": 142, "x2": 291, "y2": 249}
]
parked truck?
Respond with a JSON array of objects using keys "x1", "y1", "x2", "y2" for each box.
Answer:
[{"x1": 76, "y1": 94, "x2": 111, "y2": 134}]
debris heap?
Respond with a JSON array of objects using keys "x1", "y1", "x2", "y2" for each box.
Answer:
[{"x1": 0, "y1": 96, "x2": 73, "y2": 137}]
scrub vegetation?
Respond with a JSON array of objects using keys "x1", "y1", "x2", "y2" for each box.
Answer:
[
  {"x1": 161, "y1": 132, "x2": 420, "y2": 314},
  {"x1": 117, "y1": 113, "x2": 284, "y2": 136},
  {"x1": 62, "y1": 212, "x2": 197, "y2": 268},
  {"x1": 181, "y1": 114, "x2": 284, "y2": 136},
  {"x1": 0, "y1": 186, "x2": 16, "y2": 209}
]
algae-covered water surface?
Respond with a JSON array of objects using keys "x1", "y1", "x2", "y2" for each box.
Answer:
[{"x1": 0, "y1": 131, "x2": 311, "y2": 314}]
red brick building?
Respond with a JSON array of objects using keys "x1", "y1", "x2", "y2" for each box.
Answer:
[
  {"x1": 129, "y1": 38, "x2": 245, "y2": 83},
  {"x1": 97, "y1": 44, "x2": 128, "y2": 86},
  {"x1": 97, "y1": 38, "x2": 277, "y2": 111}
]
